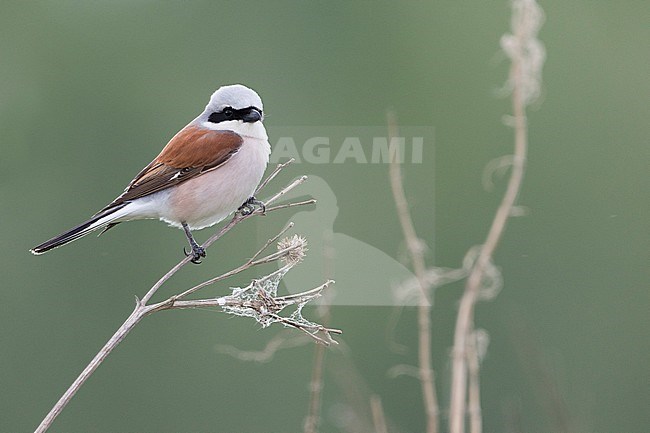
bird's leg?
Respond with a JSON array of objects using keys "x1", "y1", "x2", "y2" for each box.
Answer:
[
  {"x1": 238, "y1": 196, "x2": 266, "y2": 216},
  {"x1": 182, "y1": 222, "x2": 206, "y2": 264}
]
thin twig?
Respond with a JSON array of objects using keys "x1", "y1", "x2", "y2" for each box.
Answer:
[
  {"x1": 370, "y1": 395, "x2": 389, "y2": 433},
  {"x1": 250, "y1": 221, "x2": 296, "y2": 262},
  {"x1": 215, "y1": 331, "x2": 311, "y2": 363},
  {"x1": 449, "y1": 1, "x2": 543, "y2": 431},
  {"x1": 34, "y1": 306, "x2": 146, "y2": 433},
  {"x1": 304, "y1": 342, "x2": 326, "y2": 433},
  {"x1": 304, "y1": 228, "x2": 334, "y2": 433},
  {"x1": 266, "y1": 198, "x2": 317, "y2": 213},
  {"x1": 467, "y1": 333, "x2": 483, "y2": 433},
  {"x1": 173, "y1": 238, "x2": 298, "y2": 301},
  {"x1": 267, "y1": 312, "x2": 341, "y2": 346},
  {"x1": 255, "y1": 158, "x2": 295, "y2": 194},
  {"x1": 140, "y1": 216, "x2": 237, "y2": 305},
  {"x1": 35, "y1": 161, "x2": 317, "y2": 433},
  {"x1": 387, "y1": 111, "x2": 439, "y2": 433},
  {"x1": 265, "y1": 175, "x2": 309, "y2": 205}
]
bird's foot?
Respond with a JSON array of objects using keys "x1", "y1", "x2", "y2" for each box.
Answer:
[
  {"x1": 181, "y1": 221, "x2": 206, "y2": 264},
  {"x1": 238, "y1": 196, "x2": 266, "y2": 216},
  {"x1": 184, "y1": 244, "x2": 206, "y2": 264}
]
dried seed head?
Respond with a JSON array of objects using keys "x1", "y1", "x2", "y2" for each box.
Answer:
[{"x1": 277, "y1": 235, "x2": 308, "y2": 266}]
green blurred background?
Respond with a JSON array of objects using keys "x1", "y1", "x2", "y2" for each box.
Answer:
[{"x1": 1, "y1": 1, "x2": 648, "y2": 432}]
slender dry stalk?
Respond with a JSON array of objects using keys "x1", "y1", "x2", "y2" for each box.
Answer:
[
  {"x1": 215, "y1": 331, "x2": 311, "y2": 362},
  {"x1": 304, "y1": 229, "x2": 334, "y2": 433},
  {"x1": 34, "y1": 160, "x2": 339, "y2": 433},
  {"x1": 370, "y1": 395, "x2": 389, "y2": 433},
  {"x1": 467, "y1": 331, "x2": 483, "y2": 433},
  {"x1": 449, "y1": 1, "x2": 544, "y2": 432},
  {"x1": 304, "y1": 342, "x2": 327, "y2": 433},
  {"x1": 388, "y1": 111, "x2": 438, "y2": 433}
]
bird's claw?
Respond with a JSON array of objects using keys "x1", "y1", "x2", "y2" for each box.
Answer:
[
  {"x1": 184, "y1": 245, "x2": 206, "y2": 264},
  {"x1": 238, "y1": 196, "x2": 266, "y2": 216}
]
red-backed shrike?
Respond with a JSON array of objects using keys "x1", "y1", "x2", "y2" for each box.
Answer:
[{"x1": 31, "y1": 84, "x2": 270, "y2": 263}]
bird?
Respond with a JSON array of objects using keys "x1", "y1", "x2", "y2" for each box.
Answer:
[{"x1": 30, "y1": 84, "x2": 270, "y2": 263}]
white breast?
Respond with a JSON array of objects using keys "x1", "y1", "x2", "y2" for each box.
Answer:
[{"x1": 158, "y1": 134, "x2": 270, "y2": 230}]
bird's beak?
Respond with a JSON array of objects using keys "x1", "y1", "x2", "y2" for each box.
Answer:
[{"x1": 242, "y1": 108, "x2": 262, "y2": 123}]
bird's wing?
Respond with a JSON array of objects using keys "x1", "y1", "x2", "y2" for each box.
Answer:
[{"x1": 97, "y1": 125, "x2": 243, "y2": 213}]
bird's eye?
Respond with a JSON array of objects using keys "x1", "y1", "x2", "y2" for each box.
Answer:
[{"x1": 223, "y1": 107, "x2": 234, "y2": 118}]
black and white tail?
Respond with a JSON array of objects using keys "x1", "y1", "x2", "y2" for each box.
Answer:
[{"x1": 30, "y1": 204, "x2": 127, "y2": 255}]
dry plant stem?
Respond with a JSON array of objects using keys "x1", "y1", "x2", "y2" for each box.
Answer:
[
  {"x1": 150, "y1": 281, "x2": 339, "y2": 315},
  {"x1": 370, "y1": 395, "x2": 389, "y2": 433},
  {"x1": 140, "y1": 213, "x2": 239, "y2": 305},
  {"x1": 254, "y1": 157, "x2": 294, "y2": 195},
  {"x1": 35, "y1": 161, "x2": 309, "y2": 433},
  {"x1": 467, "y1": 335, "x2": 483, "y2": 433},
  {"x1": 304, "y1": 343, "x2": 326, "y2": 433},
  {"x1": 34, "y1": 306, "x2": 146, "y2": 433},
  {"x1": 387, "y1": 111, "x2": 439, "y2": 433},
  {"x1": 448, "y1": 37, "x2": 529, "y2": 433},
  {"x1": 266, "y1": 198, "x2": 316, "y2": 213},
  {"x1": 36, "y1": 271, "x2": 335, "y2": 433},
  {"x1": 173, "y1": 222, "x2": 296, "y2": 300},
  {"x1": 304, "y1": 230, "x2": 333, "y2": 433}
]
